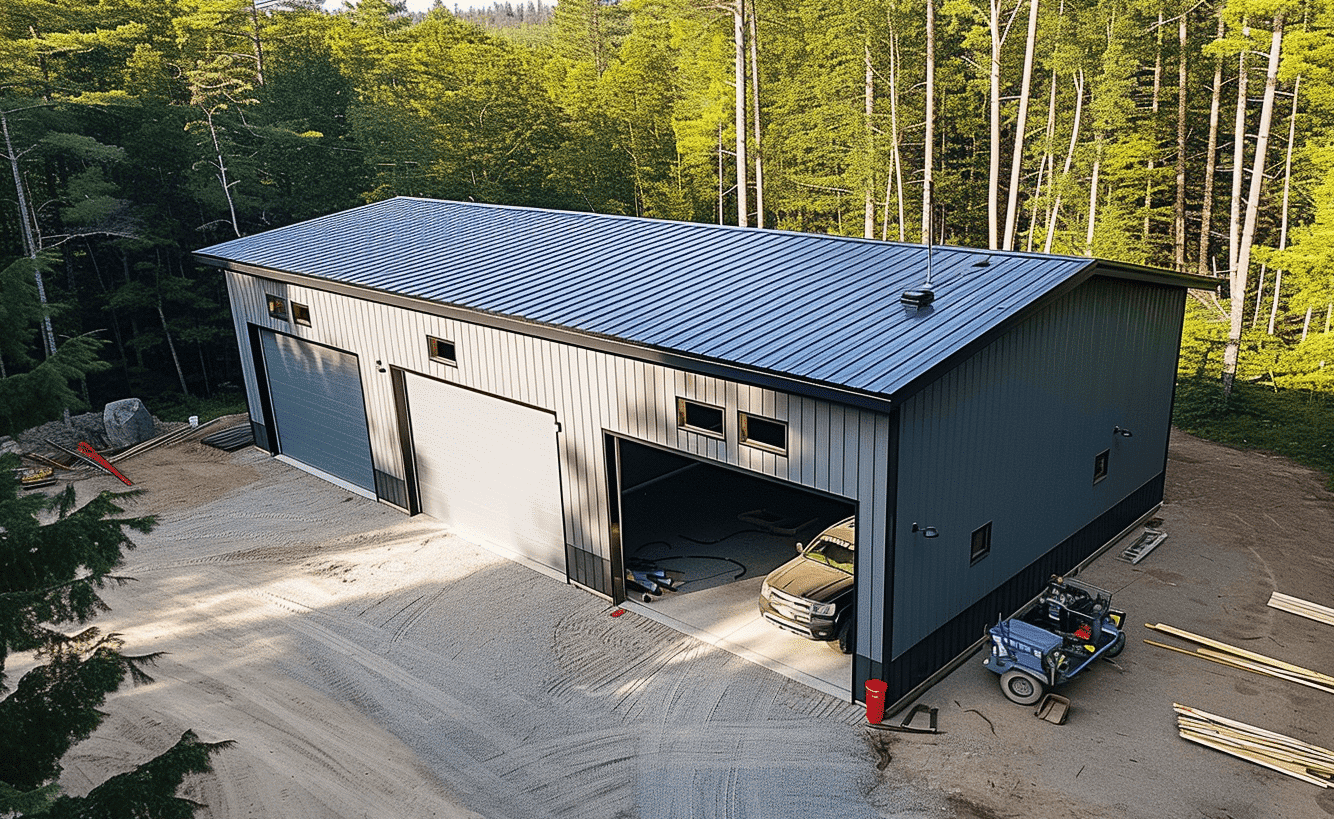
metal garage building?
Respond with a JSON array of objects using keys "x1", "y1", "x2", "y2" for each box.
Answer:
[{"x1": 196, "y1": 197, "x2": 1201, "y2": 706}]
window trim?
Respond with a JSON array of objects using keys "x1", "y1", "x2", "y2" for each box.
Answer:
[
  {"x1": 266, "y1": 294, "x2": 288, "y2": 321},
  {"x1": 676, "y1": 397, "x2": 725, "y2": 439},
  {"x1": 970, "y1": 522, "x2": 992, "y2": 566},
  {"x1": 1093, "y1": 449, "x2": 1110, "y2": 484},
  {"x1": 291, "y1": 302, "x2": 311, "y2": 326},
  {"x1": 427, "y1": 335, "x2": 457, "y2": 366},
  {"x1": 738, "y1": 411, "x2": 787, "y2": 455}
]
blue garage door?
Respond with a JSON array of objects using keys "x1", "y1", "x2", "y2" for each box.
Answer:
[{"x1": 260, "y1": 330, "x2": 374, "y2": 491}]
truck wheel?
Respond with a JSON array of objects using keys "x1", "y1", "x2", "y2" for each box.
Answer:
[
  {"x1": 836, "y1": 616, "x2": 855, "y2": 655},
  {"x1": 1105, "y1": 630, "x2": 1127, "y2": 658},
  {"x1": 1000, "y1": 670, "x2": 1046, "y2": 705}
]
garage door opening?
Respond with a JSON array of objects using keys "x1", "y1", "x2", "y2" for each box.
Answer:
[{"x1": 608, "y1": 436, "x2": 855, "y2": 696}]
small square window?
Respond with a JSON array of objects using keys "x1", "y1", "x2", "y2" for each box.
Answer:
[
  {"x1": 291, "y1": 302, "x2": 311, "y2": 326},
  {"x1": 676, "y1": 398, "x2": 724, "y2": 437},
  {"x1": 266, "y1": 294, "x2": 288, "y2": 320},
  {"x1": 427, "y1": 335, "x2": 456, "y2": 364},
  {"x1": 739, "y1": 412, "x2": 787, "y2": 454},
  {"x1": 970, "y1": 522, "x2": 992, "y2": 565},
  {"x1": 1093, "y1": 450, "x2": 1110, "y2": 484}
]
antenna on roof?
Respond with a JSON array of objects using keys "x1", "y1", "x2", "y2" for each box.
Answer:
[{"x1": 901, "y1": 180, "x2": 936, "y2": 312}]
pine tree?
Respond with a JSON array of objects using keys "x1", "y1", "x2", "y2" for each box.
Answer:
[{"x1": 0, "y1": 460, "x2": 230, "y2": 817}]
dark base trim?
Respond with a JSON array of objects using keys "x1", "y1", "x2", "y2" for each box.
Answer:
[
  {"x1": 566, "y1": 543, "x2": 612, "y2": 596},
  {"x1": 857, "y1": 472, "x2": 1165, "y2": 704},
  {"x1": 251, "y1": 421, "x2": 272, "y2": 452}
]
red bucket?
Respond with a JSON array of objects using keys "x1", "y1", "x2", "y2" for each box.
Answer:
[{"x1": 864, "y1": 679, "x2": 889, "y2": 724}]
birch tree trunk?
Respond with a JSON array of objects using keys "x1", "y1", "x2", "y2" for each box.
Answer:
[
  {"x1": 988, "y1": 0, "x2": 1003, "y2": 249},
  {"x1": 1198, "y1": 13, "x2": 1226, "y2": 276},
  {"x1": 922, "y1": 0, "x2": 936, "y2": 245},
  {"x1": 1085, "y1": 137, "x2": 1101, "y2": 256},
  {"x1": 1003, "y1": 0, "x2": 1040, "y2": 250},
  {"x1": 1227, "y1": 20, "x2": 1250, "y2": 276},
  {"x1": 1027, "y1": 69, "x2": 1059, "y2": 251},
  {"x1": 157, "y1": 299, "x2": 191, "y2": 397},
  {"x1": 1045, "y1": 70, "x2": 1084, "y2": 254},
  {"x1": 748, "y1": 1, "x2": 764, "y2": 228},
  {"x1": 1145, "y1": 10, "x2": 1163, "y2": 243},
  {"x1": 1267, "y1": 74, "x2": 1300, "y2": 335},
  {"x1": 1174, "y1": 10, "x2": 1188, "y2": 269},
  {"x1": 733, "y1": 1, "x2": 748, "y2": 227},
  {"x1": 1223, "y1": 14, "x2": 1284, "y2": 396},
  {"x1": 865, "y1": 43, "x2": 876, "y2": 239},
  {"x1": 886, "y1": 31, "x2": 907, "y2": 241},
  {"x1": 2, "y1": 106, "x2": 58, "y2": 359}
]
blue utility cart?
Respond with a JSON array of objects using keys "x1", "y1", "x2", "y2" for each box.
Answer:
[{"x1": 982, "y1": 576, "x2": 1127, "y2": 705}]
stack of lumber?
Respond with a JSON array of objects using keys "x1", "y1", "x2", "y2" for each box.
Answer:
[
  {"x1": 1144, "y1": 623, "x2": 1334, "y2": 695},
  {"x1": 1268, "y1": 592, "x2": 1334, "y2": 628},
  {"x1": 1175, "y1": 704, "x2": 1334, "y2": 788}
]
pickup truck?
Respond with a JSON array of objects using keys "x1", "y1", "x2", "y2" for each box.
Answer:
[{"x1": 758, "y1": 517, "x2": 856, "y2": 653}]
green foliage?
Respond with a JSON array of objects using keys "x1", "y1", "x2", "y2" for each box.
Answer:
[
  {"x1": 0, "y1": 457, "x2": 226, "y2": 817},
  {"x1": 151, "y1": 391, "x2": 246, "y2": 423},
  {"x1": 0, "y1": 335, "x2": 109, "y2": 437},
  {"x1": 1173, "y1": 378, "x2": 1334, "y2": 489}
]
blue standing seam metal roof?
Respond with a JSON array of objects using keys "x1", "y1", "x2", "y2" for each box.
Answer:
[{"x1": 195, "y1": 197, "x2": 1190, "y2": 402}]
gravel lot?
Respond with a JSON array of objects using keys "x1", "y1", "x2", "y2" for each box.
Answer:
[{"x1": 38, "y1": 428, "x2": 1334, "y2": 818}]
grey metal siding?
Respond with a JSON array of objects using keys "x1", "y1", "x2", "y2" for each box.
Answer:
[
  {"x1": 259, "y1": 330, "x2": 375, "y2": 491},
  {"x1": 891, "y1": 276, "x2": 1184, "y2": 656},
  {"x1": 224, "y1": 271, "x2": 892, "y2": 661}
]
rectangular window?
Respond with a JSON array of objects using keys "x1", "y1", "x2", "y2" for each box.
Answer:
[
  {"x1": 739, "y1": 412, "x2": 787, "y2": 454},
  {"x1": 427, "y1": 336, "x2": 457, "y2": 365},
  {"x1": 291, "y1": 302, "x2": 311, "y2": 326},
  {"x1": 676, "y1": 398, "x2": 724, "y2": 437},
  {"x1": 1093, "y1": 450, "x2": 1110, "y2": 484},
  {"x1": 970, "y1": 522, "x2": 992, "y2": 565},
  {"x1": 266, "y1": 294, "x2": 288, "y2": 321}
]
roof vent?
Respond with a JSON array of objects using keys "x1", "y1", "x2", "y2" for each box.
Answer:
[
  {"x1": 901, "y1": 288, "x2": 936, "y2": 311},
  {"x1": 972, "y1": 256, "x2": 992, "y2": 268}
]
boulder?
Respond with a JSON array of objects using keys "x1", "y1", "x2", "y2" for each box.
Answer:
[{"x1": 103, "y1": 399, "x2": 155, "y2": 449}]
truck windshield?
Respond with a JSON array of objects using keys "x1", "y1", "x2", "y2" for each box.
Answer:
[{"x1": 803, "y1": 538, "x2": 854, "y2": 573}]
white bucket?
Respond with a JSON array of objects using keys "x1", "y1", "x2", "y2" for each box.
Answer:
[{"x1": 188, "y1": 415, "x2": 199, "y2": 428}]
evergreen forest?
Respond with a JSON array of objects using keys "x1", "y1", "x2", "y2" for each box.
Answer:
[{"x1": 2, "y1": 0, "x2": 1333, "y2": 438}]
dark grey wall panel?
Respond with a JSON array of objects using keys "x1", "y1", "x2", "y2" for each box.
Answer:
[
  {"x1": 890, "y1": 276, "x2": 1184, "y2": 657},
  {"x1": 259, "y1": 329, "x2": 375, "y2": 491}
]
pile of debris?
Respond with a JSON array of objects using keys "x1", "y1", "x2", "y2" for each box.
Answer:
[{"x1": 4, "y1": 400, "x2": 243, "y2": 490}]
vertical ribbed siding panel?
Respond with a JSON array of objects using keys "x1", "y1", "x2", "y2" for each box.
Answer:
[
  {"x1": 223, "y1": 271, "x2": 884, "y2": 607},
  {"x1": 891, "y1": 277, "x2": 1181, "y2": 659},
  {"x1": 225, "y1": 273, "x2": 263, "y2": 421}
]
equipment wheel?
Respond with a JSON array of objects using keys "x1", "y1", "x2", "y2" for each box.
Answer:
[
  {"x1": 1105, "y1": 630, "x2": 1127, "y2": 658},
  {"x1": 1000, "y1": 670, "x2": 1046, "y2": 705},
  {"x1": 835, "y1": 615, "x2": 855, "y2": 655}
]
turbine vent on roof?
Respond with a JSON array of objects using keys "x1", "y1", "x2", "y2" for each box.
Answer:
[{"x1": 900, "y1": 288, "x2": 936, "y2": 312}]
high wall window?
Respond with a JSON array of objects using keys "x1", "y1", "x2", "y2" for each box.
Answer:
[
  {"x1": 676, "y1": 398, "x2": 724, "y2": 437},
  {"x1": 427, "y1": 336, "x2": 457, "y2": 365},
  {"x1": 970, "y1": 522, "x2": 992, "y2": 565},
  {"x1": 739, "y1": 412, "x2": 787, "y2": 455},
  {"x1": 1093, "y1": 450, "x2": 1110, "y2": 484},
  {"x1": 291, "y1": 302, "x2": 311, "y2": 326},
  {"x1": 266, "y1": 294, "x2": 288, "y2": 321}
]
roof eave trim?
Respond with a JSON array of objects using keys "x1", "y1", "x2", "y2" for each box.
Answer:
[
  {"x1": 1092, "y1": 260, "x2": 1216, "y2": 290},
  {"x1": 196, "y1": 254, "x2": 897, "y2": 417}
]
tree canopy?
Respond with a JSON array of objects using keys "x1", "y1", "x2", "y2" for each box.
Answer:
[{"x1": 2, "y1": 0, "x2": 1332, "y2": 423}]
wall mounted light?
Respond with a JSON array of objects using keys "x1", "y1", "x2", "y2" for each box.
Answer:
[
  {"x1": 1113, "y1": 426, "x2": 1133, "y2": 438},
  {"x1": 376, "y1": 359, "x2": 387, "y2": 373},
  {"x1": 911, "y1": 522, "x2": 940, "y2": 539}
]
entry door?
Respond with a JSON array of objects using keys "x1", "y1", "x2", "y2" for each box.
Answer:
[
  {"x1": 259, "y1": 329, "x2": 375, "y2": 491},
  {"x1": 405, "y1": 374, "x2": 564, "y2": 571}
]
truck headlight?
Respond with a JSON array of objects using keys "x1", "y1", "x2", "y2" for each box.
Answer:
[
  {"x1": 760, "y1": 581, "x2": 771, "y2": 599},
  {"x1": 811, "y1": 601, "x2": 836, "y2": 617}
]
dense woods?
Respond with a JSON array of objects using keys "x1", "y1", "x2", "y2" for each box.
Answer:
[{"x1": 2, "y1": 0, "x2": 1332, "y2": 435}]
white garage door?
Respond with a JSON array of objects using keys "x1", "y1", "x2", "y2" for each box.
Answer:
[{"x1": 405, "y1": 374, "x2": 565, "y2": 572}]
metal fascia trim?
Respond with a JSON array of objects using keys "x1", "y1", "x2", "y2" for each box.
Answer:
[{"x1": 197, "y1": 255, "x2": 897, "y2": 416}]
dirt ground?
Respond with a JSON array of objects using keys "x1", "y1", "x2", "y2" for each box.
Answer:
[{"x1": 31, "y1": 427, "x2": 1334, "y2": 818}]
